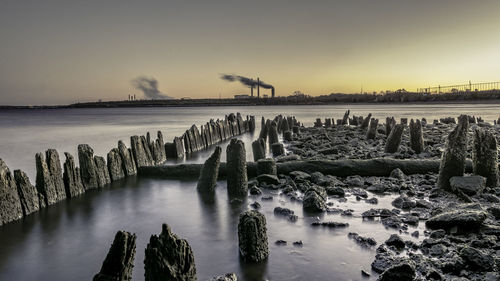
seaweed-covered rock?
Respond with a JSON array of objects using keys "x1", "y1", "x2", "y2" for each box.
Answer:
[
  {"x1": 226, "y1": 139, "x2": 248, "y2": 197},
  {"x1": 0, "y1": 159, "x2": 23, "y2": 225},
  {"x1": 93, "y1": 231, "x2": 137, "y2": 281},
  {"x1": 78, "y1": 144, "x2": 99, "y2": 190},
  {"x1": 63, "y1": 152, "x2": 85, "y2": 198},
  {"x1": 118, "y1": 141, "x2": 137, "y2": 176},
  {"x1": 197, "y1": 146, "x2": 222, "y2": 193},
  {"x1": 208, "y1": 273, "x2": 237, "y2": 281},
  {"x1": 14, "y1": 169, "x2": 40, "y2": 216},
  {"x1": 108, "y1": 148, "x2": 126, "y2": 182},
  {"x1": 144, "y1": 224, "x2": 196, "y2": 281},
  {"x1": 238, "y1": 210, "x2": 269, "y2": 262}
]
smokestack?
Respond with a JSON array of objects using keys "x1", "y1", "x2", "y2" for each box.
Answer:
[
  {"x1": 251, "y1": 79, "x2": 254, "y2": 97},
  {"x1": 271, "y1": 87, "x2": 275, "y2": 98},
  {"x1": 257, "y1": 78, "x2": 260, "y2": 98}
]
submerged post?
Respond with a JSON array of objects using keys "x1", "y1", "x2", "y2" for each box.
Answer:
[
  {"x1": 226, "y1": 139, "x2": 248, "y2": 197},
  {"x1": 409, "y1": 119, "x2": 424, "y2": 154},
  {"x1": 238, "y1": 210, "x2": 269, "y2": 262},
  {"x1": 197, "y1": 146, "x2": 222, "y2": 193}
]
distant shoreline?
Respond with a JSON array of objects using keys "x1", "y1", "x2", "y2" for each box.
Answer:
[{"x1": 2, "y1": 92, "x2": 500, "y2": 109}]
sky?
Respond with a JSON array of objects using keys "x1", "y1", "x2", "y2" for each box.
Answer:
[{"x1": 1, "y1": 0, "x2": 500, "y2": 105}]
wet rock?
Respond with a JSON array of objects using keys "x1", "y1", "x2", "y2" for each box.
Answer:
[
  {"x1": 250, "y1": 201, "x2": 261, "y2": 209},
  {"x1": 249, "y1": 186, "x2": 261, "y2": 195},
  {"x1": 459, "y1": 246, "x2": 495, "y2": 271},
  {"x1": 290, "y1": 171, "x2": 311, "y2": 182},
  {"x1": 95, "y1": 156, "x2": 111, "y2": 188},
  {"x1": 366, "y1": 118, "x2": 378, "y2": 139},
  {"x1": 45, "y1": 149, "x2": 66, "y2": 202},
  {"x1": 293, "y1": 240, "x2": 303, "y2": 247},
  {"x1": 165, "y1": 137, "x2": 185, "y2": 159},
  {"x1": 384, "y1": 124, "x2": 404, "y2": 153},
  {"x1": 144, "y1": 224, "x2": 196, "y2": 281},
  {"x1": 35, "y1": 152, "x2": 57, "y2": 205},
  {"x1": 391, "y1": 195, "x2": 416, "y2": 209},
  {"x1": 13, "y1": 169, "x2": 39, "y2": 216},
  {"x1": 226, "y1": 139, "x2": 248, "y2": 197},
  {"x1": 197, "y1": 146, "x2": 222, "y2": 193},
  {"x1": 325, "y1": 186, "x2": 345, "y2": 197},
  {"x1": 378, "y1": 262, "x2": 415, "y2": 281},
  {"x1": 426, "y1": 209, "x2": 487, "y2": 231},
  {"x1": 271, "y1": 143, "x2": 285, "y2": 157},
  {"x1": 303, "y1": 186, "x2": 326, "y2": 212},
  {"x1": 409, "y1": 119, "x2": 424, "y2": 154},
  {"x1": 238, "y1": 210, "x2": 269, "y2": 262},
  {"x1": 107, "y1": 148, "x2": 125, "y2": 182},
  {"x1": 311, "y1": 221, "x2": 349, "y2": 228},
  {"x1": 251, "y1": 138, "x2": 266, "y2": 162},
  {"x1": 0, "y1": 159, "x2": 23, "y2": 225},
  {"x1": 472, "y1": 128, "x2": 499, "y2": 187},
  {"x1": 275, "y1": 240, "x2": 287, "y2": 246},
  {"x1": 208, "y1": 273, "x2": 238, "y2": 281},
  {"x1": 256, "y1": 174, "x2": 280, "y2": 185},
  {"x1": 63, "y1": 152, "x2": 85, "y2": 198},
  {"x1": 256, "y1": 158, "x2": 277, "y2": 176},
  {"x1": 348, "y1": 232, "x2": 377, "y2": 248},
  {"x1": 78, "y1": 144, "x2": 99, "y2": 190},
  {"x1": 385, "y1": 234, "x2": 405, "y2": 249},
  {"x1": 283, "y1": 131, "x2": 293, "y2": 141},
  {"x1": 93, "y1": 230, "x2": 136, "y2": 281},
  {"x1": 274, "y1": 207, "x2": 297, "y2": 222},
  {"x1": 449, "y1": 176, "x2": 485, "y2": 196},
  {"x1": 118, "y1": 141, "x2": 137, "y2": 176},
  {"x1": 389, "y1": 168, "x2": 405, "y2": 179},
  {"x1": 437, "y1": 115, "x2": 469, "y2": 191}
]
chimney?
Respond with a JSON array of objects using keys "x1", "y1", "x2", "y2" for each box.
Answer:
[
  {"x1": 271, "y1": 87, "x2": 275, "y2": 98},
  {"x1": 251, "y1": 79, "x2": 254, "y2": 97},
  {"x1": 257, "y1": 77, "x2": 260, "y2": 98}
]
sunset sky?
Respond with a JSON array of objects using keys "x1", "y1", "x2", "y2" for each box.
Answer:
[{"x1": 1, "y1": 0, "x2": 499, "y2": 105}]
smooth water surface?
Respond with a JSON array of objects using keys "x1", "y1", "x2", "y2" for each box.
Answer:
[{"x1": 0, "y1": 103, "x2": 499, "y2": 281}]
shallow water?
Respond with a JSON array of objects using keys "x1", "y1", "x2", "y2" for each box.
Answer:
[
  {"x1": 0, "y1": 103, "x2": 498, "y2": 281},
  {"x1": 0, "y1": 176, "x2": 425, "y2": 281}
]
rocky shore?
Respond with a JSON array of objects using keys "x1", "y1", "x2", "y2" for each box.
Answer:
[
  {"x1": 2, "y1": 110, "x2": 500, "y2": 280},
  {"x1": 139, "y1": 112, "x2": 498, "y2": 280}
]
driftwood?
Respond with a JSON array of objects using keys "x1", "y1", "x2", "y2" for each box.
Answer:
[{"x1": 139, "y1": 158, "x2": 478, "y2": 179}]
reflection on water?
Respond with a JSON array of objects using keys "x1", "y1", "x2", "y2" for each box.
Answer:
[
  {"x1": 0, "y1": 103, "x2": 497, "y2": 280},
  {"x1": 0, "y1": 176, "x2": 426, "y2": 281}
]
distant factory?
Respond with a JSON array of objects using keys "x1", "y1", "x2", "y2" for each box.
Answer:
[{"x1": 220, "y1": 74, "x2": 275, "y2": 99}]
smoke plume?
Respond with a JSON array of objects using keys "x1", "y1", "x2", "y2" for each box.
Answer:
[
  {"x1": 131, "y1": 76, "x2": 173, "y2": 100},
  {"x1": 220, "y1": 74, "x2": 274, "y2": 89}
]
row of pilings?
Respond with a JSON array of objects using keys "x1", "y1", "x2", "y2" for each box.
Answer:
[
  {"x1": 93, "y1": 114, "x2": 300, "y2": 281},
  {"x1": 0, "y1": 112, "x2": 256, "y2": 227}
]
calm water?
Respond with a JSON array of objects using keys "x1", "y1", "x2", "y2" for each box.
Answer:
[{"x1": 0, "y1": 103, "x2": 499, "y2": 281}]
